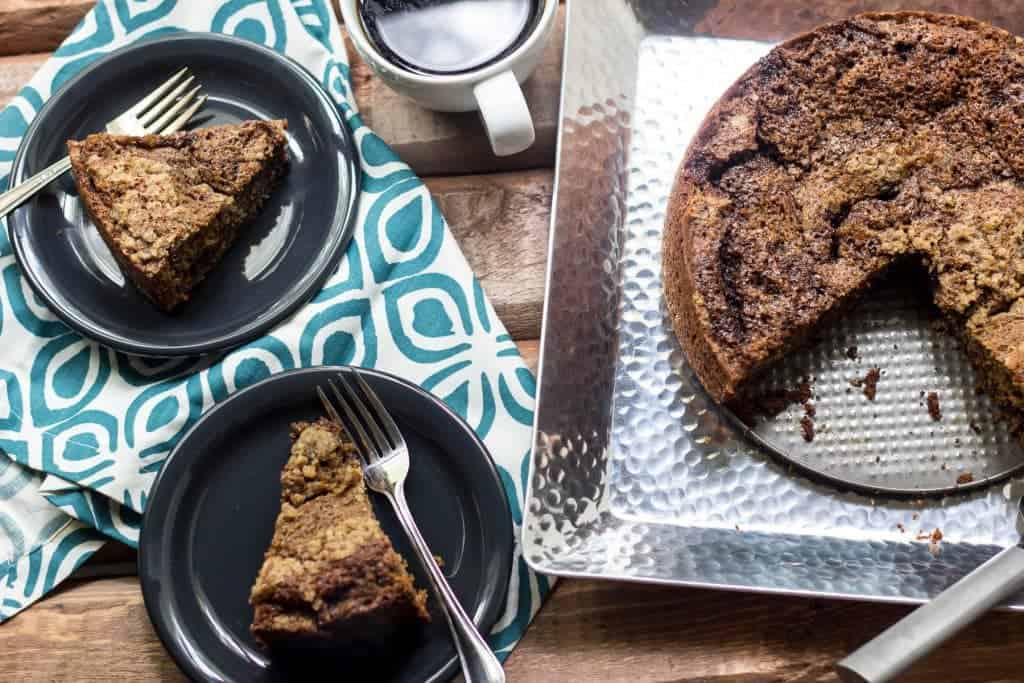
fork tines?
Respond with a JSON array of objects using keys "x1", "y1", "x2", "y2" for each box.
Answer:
[
  {"x1": 317, "y1": 372, "x2": 405, "y2": 465},
  {"x1": 120, "y1": 67, "x2": 207, "y2": 136}
]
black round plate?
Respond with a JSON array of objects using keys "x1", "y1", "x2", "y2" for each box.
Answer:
[
  {"x1": 138, "y1": 367, "x2": 513, "y2": 683},
  {"x1": 8, "y1": 33, "x2": 359, "y2": 356}
]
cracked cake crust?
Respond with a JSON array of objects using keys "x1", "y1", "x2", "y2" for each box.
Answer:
[
  {"x1": 67, "y1": 119, "x2": 289, "y2": 311},
  {"x1": 663, "y1": 12, "x2": 1024, "y2": 419},
  {"x1": 249, "y1": 418, "x2": 428, "y2": 650}
]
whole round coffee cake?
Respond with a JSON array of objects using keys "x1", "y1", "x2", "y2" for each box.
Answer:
[{"x1": 663, "y1": 12, "x2": 1024, "y2": 420}]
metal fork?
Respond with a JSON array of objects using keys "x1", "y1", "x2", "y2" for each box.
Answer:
[
  {"x1": 0, "y1": 67, "x2": 207, "y2": 220},
  {"x1": 318, "y1": 371, "x2": 506, "y2": 683}
]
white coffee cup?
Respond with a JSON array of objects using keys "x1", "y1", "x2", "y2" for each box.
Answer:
[{"x1": 340, "y1": 0, "x2": 558, "y2": 156}]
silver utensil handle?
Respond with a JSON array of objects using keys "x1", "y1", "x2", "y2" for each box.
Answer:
[
  {"x1": 836, "y1": 544, "x2": 1024, "y2": 683},
  {"x1": 388, "y1": 484, "x2": 505, "y2": 683},
  {"x1": 0, "y1": 156, "x2": 72, "y2": 220}
]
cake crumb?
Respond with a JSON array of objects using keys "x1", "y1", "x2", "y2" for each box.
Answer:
[
  {"x1": 926, "y1": 392, "x2": 941, "y2": 421},
  {"x1": 928, "y1": 528, "x2": 943, "y2": 557},
  {"x1": 896, "y1": 523, "x2": 906, "y2": 533},
  {"x1": 969, "y1": 420, "x2": 981, "y2": 434},
  {"x1": 850, "y1": 368, "x2": 881, "y2": 400},
  {"x1": 912, "y1": 513, "x2": 919, "y2": 520},
  {"x1": 845, "y1": 345, "x2": 859, "y2": 360},
  {"x1": 795, "y1": 379, "x2": 813, "y2": 404},
  {"x1": 800, "y1": 415, "x2": 815, "y2": 442},
  {"x1": 741, "y1": 378, "x2": 814, "y2": 423},
  {"x1": 804, "y1": 402, "x2": 816, "y2": 418},
  {"x1": 956, "y1": 472, "x2": 975, "y2": 485}
]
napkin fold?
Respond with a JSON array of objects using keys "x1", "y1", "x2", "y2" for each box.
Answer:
[{"x1": 0, "y1": 0, "x2": 549, "y2": 659}]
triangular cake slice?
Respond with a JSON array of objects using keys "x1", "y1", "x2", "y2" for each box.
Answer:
[
  {"x1": 250, "y1": 418, "x2": 429, "y2": 651},
  {"x1": 67, "y1": 120, "x2": 289, "y2": 311}
]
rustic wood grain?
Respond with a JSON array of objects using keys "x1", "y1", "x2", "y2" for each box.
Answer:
[
  {"x1": 0, "y1": 52, "x2": 48, "y2": 103},
  {"x1": 505, "y1": 581, "x2": 1024, "y2": 683},
  {"x1": 0, "y1": 1, "x2": 92, "y2": 57},
  {"x1": 426, "y1": 171, "x2": 550, "y2": 341},
  {"x1": 2, "y1": 576, "x2": 187, "y2": 682},
  {"x1": 7, "y1": 569, "x2": 1024, "y2": 682}
]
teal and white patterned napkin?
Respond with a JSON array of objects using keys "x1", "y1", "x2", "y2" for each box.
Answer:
[{"x1": 0, "y1": 0, "x2": 549, "y2": 658}]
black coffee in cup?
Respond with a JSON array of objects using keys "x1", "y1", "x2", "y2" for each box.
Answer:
[{"x1": 358, "y1": 0, "x2": 541, "y2": 75}]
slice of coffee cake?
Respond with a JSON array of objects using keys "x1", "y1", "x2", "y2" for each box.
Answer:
[
  {"x1": 67, "y1": 119, "x2": 288, "y2": 311},
  {"x1": 250, "y1": 418, "x2": 429, "y2": 650}
]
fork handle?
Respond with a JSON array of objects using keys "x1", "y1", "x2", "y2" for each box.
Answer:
[
  {"x1": 388, "y1": 484, "x2": 506, "y2": 683},
  {"x1": 0, "y1": 156, "x2": 72, "y2": 220}
]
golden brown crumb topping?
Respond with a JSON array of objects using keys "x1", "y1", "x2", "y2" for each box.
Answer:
[
  {"x1": 249, "y1": 419, "x2": 428, "y2": 649},
  {"x1": 67, "y1": 120, "x2": 288, "y2": 310}
]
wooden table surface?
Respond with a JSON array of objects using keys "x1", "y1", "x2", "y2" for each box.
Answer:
[{"x1": 3, "y1": 2, "x2": 1024, "y2": 682}]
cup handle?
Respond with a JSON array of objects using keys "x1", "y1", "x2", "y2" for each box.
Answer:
[{"x1": 473, "y1": 71, "x2": 535, "y2": 157}]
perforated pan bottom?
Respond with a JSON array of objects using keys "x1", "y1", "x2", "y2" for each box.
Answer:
[{"x1": 746, "y1": 269, "x2": 1024, "y2": 495}]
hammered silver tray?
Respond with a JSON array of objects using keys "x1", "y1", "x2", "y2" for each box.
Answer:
[{"x1": 524, "y1": 0, "x2": 1024, "y2": 606}]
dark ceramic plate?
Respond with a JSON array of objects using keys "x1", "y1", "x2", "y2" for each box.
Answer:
[
  {"x1": 8, "y1": 33, "x2": 359, "y2": 356},
  {"x1": 138, "y1": 367, "x2": 513, "y2": 683}
]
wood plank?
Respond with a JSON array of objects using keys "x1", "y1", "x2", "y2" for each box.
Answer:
[
  {"x1": 8, "y1": 570, "x2": 1024, "y2": 682},
  {"x1": 2, "y1": 576, "x2": 187, "y2": 682},
  {"x1": 0, "y1": 52, "x2": 48, "y2": 103},
  {"x1": 0, "y1": 1, "x2": 92, "y2": 56},
  {"x1": 427, "y1": 171, "x2": 550, "y2": 341},
  {"x1": 512, "y1": 581, "x2": 1024, "y2": 683}
]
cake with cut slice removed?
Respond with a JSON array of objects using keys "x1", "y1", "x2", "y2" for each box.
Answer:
[
  {"x1": 663, "y1": 12, "x2": 1024, "y2": 425},
  {"x1": 249, "y1": 418, "x2": 429, "y2": 651},
  {"x1": 66, "y1": 119, "x2": 288, "y2": 311}
]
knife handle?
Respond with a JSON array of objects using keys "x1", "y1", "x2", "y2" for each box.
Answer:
[{"x1": 836, "y1": 543, "x2": 1024, "y2": 683}]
